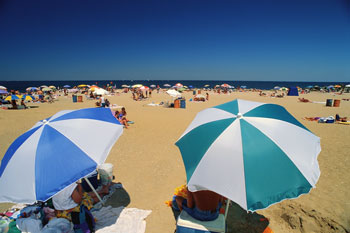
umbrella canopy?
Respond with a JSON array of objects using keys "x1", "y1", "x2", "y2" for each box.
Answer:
[
  {"x1": 274, "y1": 86, "x2": 280, "y2": 90},
  {"x1": 63, "y1": 85, "x2": 71, "y2": 88},
  {"x1": 166, "y1": 89, "x2": 182, "y2": 98},
  {"x1": 175, "y1": 99, "x2": 321, "y2": 211},
  {"x1": 42, "y1": 87, "x2": 52, "y2": 92},
  {"x1": 26, "y1": 87, "x2": 38, "y2": 92},
  {"x1": 0, "y1": 86, "x2": 7, "y2": 90},
  {"x1": 164, "y1": 84, "x2": 171, "y2": 87},
  {"x1": 139, "y1": 86, "x2": 149, "y2": 91},
  {"x1": 93, "y1": 88, "x2": 109, "y2": 95},
  {"x1": 121, "y1": 84, "x2": 130, "y2": 88},
  {"x1": 0, "y1": 89, "x2": 8, "y2": 94},
  {"x1": 0, "y1": 108, "x2": 123, "y2": 204},
  {"x1": 49, "y1": 86, "x2": 56, "y2": 89},
  {"x1": 22, "y1": 95, "x2": 34, "y2": 101},
  {"x1": 5, "y1": 95, "x2": 20, "y2": 101},
  {"x1": 132, "y1": 84, "x2": 143, "y2": 88},
  {"x1": 334, "y1": 85, "x2": 341, "y2": 88},
  {"x1": 178, "y1": 87, "x2": 186, "y2": 92},
  {"x1": 150, "y1": 84, "x2": 156, "y2": 88},
  {"x1": 221, "y1": 83, "x2": 230, "y2": 88},
  {"x1": 204, "y1": 85, "x2": 210, "y2": 87},
  {"x1": 175, "y1": 83, "x2": 183, "y2": 88},
  {"x1": 346, "y1": 84, "x2": 350, "y2": 87},
  {"x1": 78, "y1": 84, "x2": 88, "y2": 88}
]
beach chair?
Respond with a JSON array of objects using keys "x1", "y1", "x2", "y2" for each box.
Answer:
[{"x1": 176, "y1": 211, "x2": 226, "y2": 233}]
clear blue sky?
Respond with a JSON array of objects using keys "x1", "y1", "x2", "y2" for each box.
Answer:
[{"x1": 0, "y1": 0, "x2": 349, "y2": 81}]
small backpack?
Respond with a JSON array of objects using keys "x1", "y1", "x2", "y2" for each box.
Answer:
[{"x1": 71, "y1": 205, "x2": 95, "y2": 233}]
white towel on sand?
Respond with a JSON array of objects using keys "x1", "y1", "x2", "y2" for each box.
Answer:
[{"x1": 92, "y1": 206, "x2": 151, "y2": 233}]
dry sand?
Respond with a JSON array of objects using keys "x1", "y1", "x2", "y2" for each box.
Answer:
[{"x1": 0, "y1": 90, "x2": 349, "y2": 233}]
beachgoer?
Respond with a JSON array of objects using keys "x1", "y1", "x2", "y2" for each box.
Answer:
[
  {"x1": 206, "y1": 93, "x2": 209, "y2": 101},
  {"x1": 53, "y1": 181, "x2": 109, "y2": 221},
  {"x1": 115, "y1": 110, "x2": 129, "y2": 128},
  {"x1": 20, "y1": 99, "x2": 27, "y2": 109},
  {"x1": 335, "y1": 114, "x2": 347, "y2": 122},
  {"x1": 100, "y1": 96, "x2": 105, "y2": 107},
  {"x1": 175, "y1": 187, "x2": 225, "y2": 221}
]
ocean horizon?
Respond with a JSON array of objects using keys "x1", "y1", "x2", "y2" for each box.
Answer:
[{"x1": 0, "y1": 80, "x2": 348, "y2": 92}]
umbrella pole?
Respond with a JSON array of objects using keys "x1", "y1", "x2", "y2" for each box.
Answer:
[
  {"x1": 224, "y1": 199, "x2": 230, "y2": 220},
  {"x1": 83, "y1": 177, "x2": 104, "y2": 205}
]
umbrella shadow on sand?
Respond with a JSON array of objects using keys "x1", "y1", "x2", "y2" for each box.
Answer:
[
  {"x1": 171, "y1": 202, "x2": 269, "y2": 233},
  {"x1": 103, "y1": 183, "x2": 131, "y2": 208},
  {"x1": 226, "y1": 202, "x2": 269, "y2": 233}
]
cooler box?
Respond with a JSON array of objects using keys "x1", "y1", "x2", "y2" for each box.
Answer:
[
  {"x1": 176, "y1": 211, "x2": 225, "y2": 233},
  {"x1": 333, "y1": 99, "x2": 340, "y2": 107},
  {"x1": 326, "y1": 99, "x2": 333, "y2": 107},
  {"x1": 174, "y1": 99, "x2": 180, "y2": 108},
  {"x1": 180, "y1": 99, "x2": 186, "y2": 108},
  {"x1": 72, "y1": 95, "x2": 77, "y2": 103},
  {"x1": 77, "y1": 95, "x2": 83, "y2": 102},
  {"x1": 193, "y1": 90, "x2": 196, "y2": 95}
]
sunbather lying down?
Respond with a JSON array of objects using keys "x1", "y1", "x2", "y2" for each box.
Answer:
[
  {"x1": 335, "y1": 114, "x2": 348, "y2": 122},
  {"x1": 304, "y1": 117, "x2": 320, "y2": 121},
  {"x1": 298, "y1": 98, "x2": 310, "y2": 102}
]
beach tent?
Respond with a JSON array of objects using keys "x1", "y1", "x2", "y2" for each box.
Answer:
[{"x1": 287, "y1": 87, "x2": 299, "y2": 96}]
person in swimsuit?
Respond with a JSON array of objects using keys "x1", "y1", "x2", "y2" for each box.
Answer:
[{"x1": 175, "y1": 187, "x2": 225, "y2": 221}]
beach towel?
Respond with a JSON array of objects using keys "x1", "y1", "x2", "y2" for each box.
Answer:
[{"x1": 92, "y1": 206, "x2": 151, "y2": 233}]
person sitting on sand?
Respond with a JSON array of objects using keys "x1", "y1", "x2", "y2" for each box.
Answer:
[
  {"x1": 335, "y1": 114, "x2": 347, "y2": 122},
  {"x1": 175, "y1": 187, "x2": 225, "y2": 221},
  {"x1": 53, "y1": 181, "x2": 110, "y2": 221},
  {"x1": 115, "y1": 110, "x2": 129, "y2": 128},
  {"x1": 20, "y1": 99, "x2": 27, "y2": 109}
]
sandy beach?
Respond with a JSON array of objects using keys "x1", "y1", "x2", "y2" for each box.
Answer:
[{"x1": 1, "y1": 90, "x2": 349, "y2": 233}]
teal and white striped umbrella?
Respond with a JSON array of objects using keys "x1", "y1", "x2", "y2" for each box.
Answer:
[{"x1": 175, "y1": 99, "x2": 321, "y2": 211}]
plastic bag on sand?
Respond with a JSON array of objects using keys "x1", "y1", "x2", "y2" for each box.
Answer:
[{"x1": 41, "y1": 218, "x2": 73, "y2": 233}]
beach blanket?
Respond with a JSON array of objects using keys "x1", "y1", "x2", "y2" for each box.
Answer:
[{"x1": 92, "y1": 206, "x2": 151, "y2": 233}]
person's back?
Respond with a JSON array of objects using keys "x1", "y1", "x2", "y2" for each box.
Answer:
[
  {"x1": 191, "y1": 190, "x2": 221, "y2": 212},
  {"x1": 175, "y1": 188, "x2": 223, "y2": 221}
]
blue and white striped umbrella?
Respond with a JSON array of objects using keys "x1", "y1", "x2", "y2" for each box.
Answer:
[
  {"x1": 0, "y1": 108, "x2": 123, "y2": 204},
  {"x1": 176, "y1": 99, "x2": 321, "y2": 211}
]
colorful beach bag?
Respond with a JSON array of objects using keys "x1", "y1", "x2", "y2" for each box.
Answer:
[{"x1": 71, "y1": 205, "x2": 95, "y2": 233}]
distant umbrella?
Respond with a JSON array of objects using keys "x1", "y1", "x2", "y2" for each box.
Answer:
[
  {"x1": 5, "y1": 95, "x2": 21, "y2": 101},
  {"x1": 0, "y1": 86, "x2": 7, "y2": 90},
  {"x1": 221, "y1": 84, "x2": 230, "y2": 88},
  {"x1": 204, "y1": 85, "x2": 210, "y2": 87},
  {"x1": 164, "y1": 84, "x2": 171, "y2": 87},
  {"x1": 63, "y1": 85, "x2": 71, "y2": 88},
  {"x1": 241, "y1": 86, "x2": 247, "y2": 89},
  {"x1": 42, "y1": 87, "x2": 52, "y2": 92},
  {"x1": 139, "y1": 86, "x2": 149, "y2": 90},
  {"x1": 49, "y1": 86, "x2": 56, "y2": 89},
  {"x1": 132, "y1": 84, "x2": 143, "y2": 88},
  {"x1": 40, "y1": 85, "x2": 48, "y2": 88},
  {"x1": 78, "y1": 84, "x2": 88, "y2": 88},
  {"x1": 150, "y1": 84, "x2": 156, "y2": 88},
  {"x1": 26, "y1": 87, "x2": 38, "y2": 92},
  {"x1": 175, "y1": 83, "x2": 183, "y2": 88},
  {"x1": 274, "y1": 86, "x2": 280, "y2": 90},
  {"x1": 22, "y1": 95, "x2": 34, "y2": 101},
  {"x1": 121, "y1": 85, "x2": 130, "y2": 88}
]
